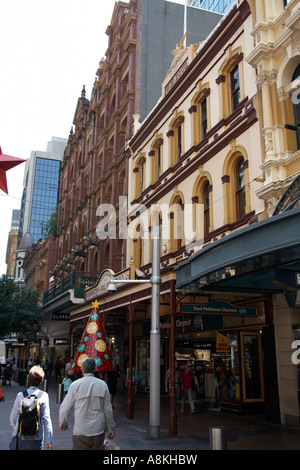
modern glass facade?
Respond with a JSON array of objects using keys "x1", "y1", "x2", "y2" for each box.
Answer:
[
  {"x1": 29, "y1": 157, "x2": 61, "y2": 242},
  {"x1": 189, "y1": 0, "x2": 235, "y2": 14}
]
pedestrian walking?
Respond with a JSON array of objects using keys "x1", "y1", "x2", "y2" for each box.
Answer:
[
  {"x1": 165, "y1": 360, "x2": 181, "y2": 401},
  {"x1": 106, "y1": 365, "x2": 120, "y2": 406},
  {"x1": 125, "y1": 362, "x2": 139, "y2": 405},
  {"x1": 2, "y1": 363, "x2": 12, "y2": 385},
  {"x1": 9, "y1": 365, "x2": 53, "y2": 450},
  {"x1": 180, "y1": 363, "x2": 196, "y2": 414},
  {"x1": 55, "y1": 355, "x2": 63, "y2": 382},
  {"x1": 42, "y1": 359, "x2": 49, "y2": 380},
  {"x1": 65, "y1": 357, "x2": 75, "y2": 381},
  {"x1": 59, "y1": 358, "x2": 115, "y2": 450}
]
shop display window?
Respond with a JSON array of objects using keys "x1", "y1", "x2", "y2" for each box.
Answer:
[
  {"x1": 217, "y1": 332, "x2": 240, "y2": 403},
  {"x1": 241, "y1": 332, "x2": 264, "y2": 402},
  {"x1": 137, "y1": 339, "x2": 150, "y2": 389}
]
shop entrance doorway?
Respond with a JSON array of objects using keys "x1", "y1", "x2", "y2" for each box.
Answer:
[{"x1": 174, "y1": 329, "x2": 265, "y2": 413}]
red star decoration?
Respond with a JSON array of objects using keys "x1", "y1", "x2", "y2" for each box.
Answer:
[{"x1": 0, "y1": 146, "x2": 26, "y2": 194}]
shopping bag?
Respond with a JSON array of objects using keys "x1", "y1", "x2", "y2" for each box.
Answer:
[{"x1": 104, "y1": 439, "x2": 120, "y2": 450}]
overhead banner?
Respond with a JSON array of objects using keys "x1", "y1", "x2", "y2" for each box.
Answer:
[{"x1": 182, "y1": 301, "x2": 257, "y2": 316}]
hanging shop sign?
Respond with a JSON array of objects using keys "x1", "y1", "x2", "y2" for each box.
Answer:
[
  {"x1": 216, "y1": 332, "x2": 230, "y2": 353},
  {"x1": 54, "y1": 338, "x2": 68, "y2": 345},
  {"x1": 85, "y1": 268, "x2": 130, "y2": 300},
  {"x1": 182, "y1": 301, "x2": 257, "y2": 317},
  {"x1": 51, "y1": 312, "x2": 70, "y2": 321}
]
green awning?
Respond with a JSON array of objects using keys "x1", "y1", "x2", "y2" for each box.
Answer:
[{"x1": 175, "y1": 207, "x2": 300, "y2": 305}]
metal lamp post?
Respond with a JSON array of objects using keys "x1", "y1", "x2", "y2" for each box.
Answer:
[
  {"x1": 149, "y1": 226, "x2": 161, "y2": 439},
  {"x1": 107, "y1": 226, "x2": 161, "y2": 439}
]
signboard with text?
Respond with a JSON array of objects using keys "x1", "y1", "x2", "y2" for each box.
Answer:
[
  {"x1": 143, "y1": 314, "x2": 223, "y2": 336},
  {"x1": 182, "y1": 301, "x2": 257, "y2": 317}
]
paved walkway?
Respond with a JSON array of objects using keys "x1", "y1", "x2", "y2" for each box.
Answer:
[{"x1": 1, "y1": 379, "x2": 300, "y2": 453}]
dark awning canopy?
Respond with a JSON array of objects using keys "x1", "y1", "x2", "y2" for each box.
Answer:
[{"x1": 175, "y1": 207, "x2": 300, "y2": 306}]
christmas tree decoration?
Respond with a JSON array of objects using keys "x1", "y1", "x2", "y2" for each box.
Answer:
[
  {"x1": 72, "y1": 300, "x2": 116, "y2": 372},
  {"x1": 0, "y1": 146, "x2": 25, "y2": 194}
]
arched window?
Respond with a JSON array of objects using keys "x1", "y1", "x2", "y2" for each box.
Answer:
[
  {"x1": 134, "y1": 155, "x2": 146, "y2": 198},
  {"x1": 192, "y1": 175, "x2": 212, "y2": 241},
  {"x1": 177, "y1": 124, "x2": 182, "y2": 161},
  {"x1": 200, "y1": 98, "x2": 208, "y2": 139},
  {"x1": 92, "y1": 251, "x2": 99, "y2": 273},
  {"x1": 236, "y1": 158, "x2": 246, "y2": 219},
  {"x1": 203, "y1": 181, "x2": 210, "y2": 236},
  {"x1": 217, "y1": 50, "x2": 244, "y2": 118},
  {"x1": 191, "y1": 86, "x2": 210, "y2": 145},
  {"x1": 133, "y1": 224, "x2": 143, "y2": 268},
  {"x1": 150, "y1": 138, "x2": 163, "y2": 183},
  {"x1": 292, "y1": 64, "x2": 300, "y2": 149},
  {"x1": 168, "y1": 115, "x2": 184, "y2": 166},
  {"x1": 170, "y1": 196, "x2": 184, "y2": 252},
  {"x1": 230, "y1": 64, "x2": 240, "y2": 112}
]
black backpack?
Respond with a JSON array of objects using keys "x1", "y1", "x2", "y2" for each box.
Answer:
[{"x1": 18, "y1": 390, "x2": 43, "y2": 437}]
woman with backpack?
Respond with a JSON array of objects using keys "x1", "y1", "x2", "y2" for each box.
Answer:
[{"x1": 9, "y1": 365, "x2": 53, "y2": 450}]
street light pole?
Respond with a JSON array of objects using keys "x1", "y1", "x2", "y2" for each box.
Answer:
[
  {"x1": 107, "y1": 226, "x2": 161, "y2": 438},
  {"x1": 149, "y1": 225, "x2": 161, "y2": 439}
]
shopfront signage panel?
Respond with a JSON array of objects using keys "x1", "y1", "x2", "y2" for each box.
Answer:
[
  {"x1": 51, "y1": 312, "x2": 70, "y2": 321},
  {"x1": 182, "y1": 301, "x2": 257, "y2": 316},
  {"x1": 85, "y1": 268, "x2": 130, "y2": 300},
  {"x1": 143, "y1": 314, "x2": 222, "y2": 336},
  {"x1": 54, "y1": 338, "x2": 68, "y2": 345}
]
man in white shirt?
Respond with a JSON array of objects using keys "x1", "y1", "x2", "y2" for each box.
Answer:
[
  {"x1": 9, "y1": 366, "x2": 53, "y2": 450},
  {"x1": 59, "y1": 358, "x2": 115, "y2": 450}
]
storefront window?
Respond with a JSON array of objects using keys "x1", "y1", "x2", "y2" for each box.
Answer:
[
  {"x1": 137, "y1": 339, "x2": 150, "y2": 389},
  {"x1": 217, "y1": 332, "x2": 240, "y2": 403},
  {"x1": 241, "y1": 332, "x2": 264, "y2": 402}
]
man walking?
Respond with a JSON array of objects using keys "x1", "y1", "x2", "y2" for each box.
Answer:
[{"x1": 59, "y1": 358, "x2": 115, "y2": 450}]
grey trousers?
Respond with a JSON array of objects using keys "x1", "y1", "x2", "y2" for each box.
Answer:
[{"x1": 72, "y1": 433, "x2": 105, "y2": 450}]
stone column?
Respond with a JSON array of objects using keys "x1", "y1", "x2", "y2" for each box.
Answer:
[{"x1": 257, "y1": 71, "x2": 278, "y2": 164}]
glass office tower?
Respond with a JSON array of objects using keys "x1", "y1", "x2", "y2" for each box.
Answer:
[
  {"x1": 29, "y1": 157, "x2": 61, "y2": 242},
  {"x1": 15, "y1": 137, "x2": 66, "y2": 283},
  {"x1": 18, "y1": 137, "x2": 67, "y2": 246},
  {"x1": 188, "y1": 0, "x2": 235, "y2": 14}
]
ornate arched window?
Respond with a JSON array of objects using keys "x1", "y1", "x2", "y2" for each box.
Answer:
[
  {"x1": 133, "y1": 224, "x2": 143, "y2": 269},
  {"x1": 190, "y1": 86, "x2": 210, "y2": 145},
  {"x1": 235, "y1": 158, "x2": 246, "y2": 219},
  {"x1": 203, "y1": 181, "x2": 210, "y2": 236},
  {"x1": 217, "y1": 49, "x2": 244, "y2": 118},
  {"x1": 222, "y1": 147, "x2": 250, "y2": 225},
  {"x1": 150, "y1": 137, "x2": 163, "y2": 183},
  {"x1": 168, "y1": 115, "x2": 185, "y2": 167},
  {"x1": 292, "y1": 64, "x2": 300, "y2": 149},
  {"x1": 133, "y1": 155, "x2": 146, "y2": 198},
  {"x1": 192, "y1": 175, "x2": 213, "y2": 241},
  {"x1": 170, "y1": 195, "x2": 184, "y2": 252}
]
